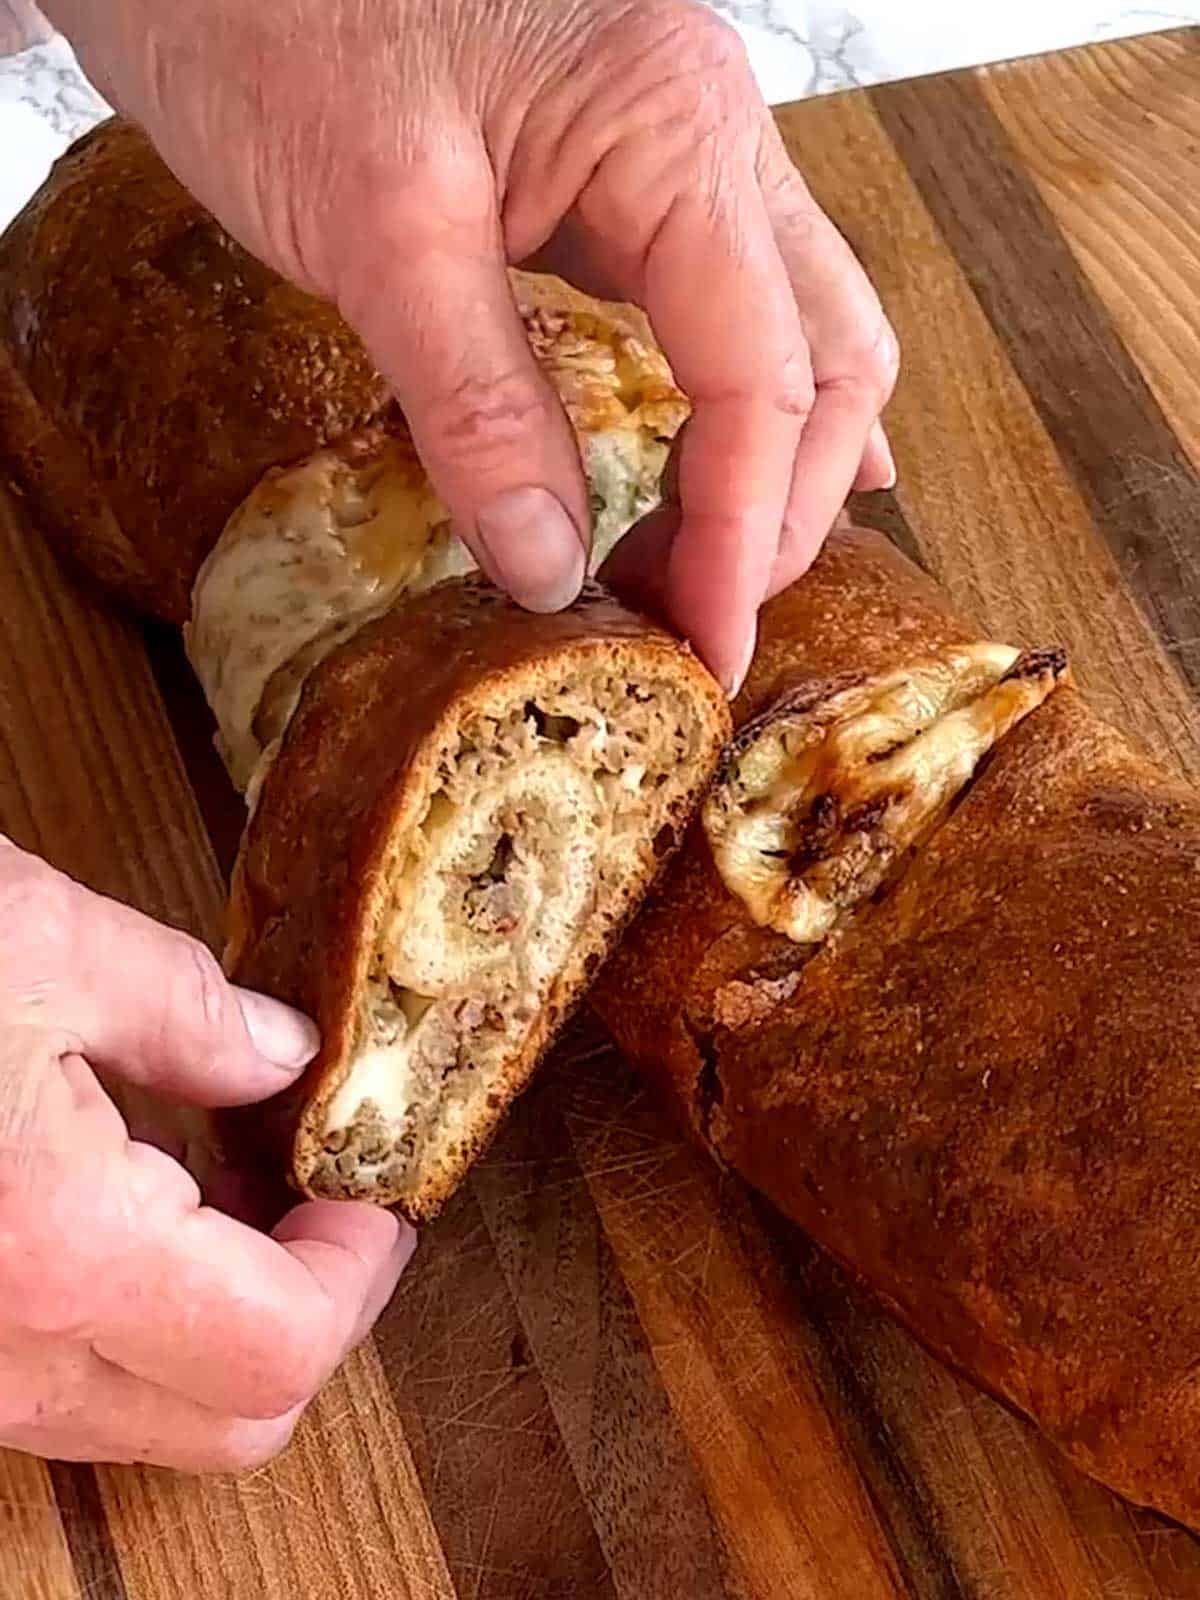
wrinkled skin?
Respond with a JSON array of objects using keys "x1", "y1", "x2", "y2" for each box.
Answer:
[
  {"x1": 47, "y1": 0, "x2": 898, "y2": 692},
  {"x1": 0, "y1": 841, "x2": 414, "y2": 1471},
  {"x1": 1, "y1": 0, "x2": 895, "y2": 1473}
]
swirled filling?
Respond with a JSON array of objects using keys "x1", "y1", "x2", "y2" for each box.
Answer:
[{"x1": 312, "y1": 675, "x2": 699, "y2": 1206}]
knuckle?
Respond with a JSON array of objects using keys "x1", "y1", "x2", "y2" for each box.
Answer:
[
  {"x1": 334, "y1": 146, "x2": 493, "y2": 303},
  {"x1": 775, "y1": 350, "x2": 817, "y2": 421},
  {"x1": 368, "y1": 135, "x2": 491, "y2": 220},
  {"x1": 329, "y1": 139, "x2": 492, "y2": 320},
  {"x1": 0, "y1": 848, "x2": 75, "y2": 992},
  {"x1": 843, "y1": 318, "x2": 901, "y2": 401},
  {"x1": 607, "y1": 4, "x2": 755, "y2": 156},
  {"x1": 423, "y1": 365, "x2": 558, "y2": 468},
  {"x1": 669, "y1": 3, "x2": 752, "y2": 80}
]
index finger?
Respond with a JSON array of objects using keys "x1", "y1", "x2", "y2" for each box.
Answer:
[{"x1": 637, "y1": 175, "x2": 812, "y2": 692}]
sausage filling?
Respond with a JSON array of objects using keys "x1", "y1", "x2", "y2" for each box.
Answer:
[{"x1": 312, "y1": 674, "x2": 699, "y2": 1206}]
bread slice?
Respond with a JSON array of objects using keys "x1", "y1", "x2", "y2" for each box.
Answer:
[
  {"x1": 596, "y1": 526, "x2": 1200, "y2": 1529},
  {"x1": 228, "y1": 577, "x2": 728, "y2": 1220}
]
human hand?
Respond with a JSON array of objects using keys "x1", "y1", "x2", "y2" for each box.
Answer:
[
  {"x1": 47, "y1": 0, "x2": 897, "y2": 694},
  {"x1": 0, "y1": 0, "x2": 50, "y2": 54},
  {"x1": 0, "y1": 840, "x2": 414, "y2": 1471}
]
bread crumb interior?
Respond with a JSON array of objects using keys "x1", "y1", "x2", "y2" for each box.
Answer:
[{"x1": 312, "y1": 670, "x2": 702, "y2": 1208}]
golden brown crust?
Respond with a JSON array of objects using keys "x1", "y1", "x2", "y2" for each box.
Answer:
[
  {"x1": 597, "y1": 526, "x2": 980, "y2": 1133},
  {"x1": 0, "y1": 120, "x2": 391, "y2": 623},
  {"x1": 229, "y1": 575, "x2": 730, "y2": 1222},
  {"x1": 0, "y1": 121, "x2": 689, "y2": 629},
  {"x1": 735, "y1": 526, "x2": 976, "y2": 719},
  {"x1": 596, "y1": 528, "x2": 1200, "y2": 1528}
]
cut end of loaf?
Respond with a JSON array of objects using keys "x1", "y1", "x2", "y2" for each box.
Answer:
[
  {"x1": 705, "y1": 642, "x2": 1070, "y2": 944},
  {"x1": 292, "y1": 654, "x2": 724, "y2": 1220},
  {"x1": 186, "y1": 272, "x2": 688, "y2": 794}
]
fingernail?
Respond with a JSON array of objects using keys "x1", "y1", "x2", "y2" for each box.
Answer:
[
  {"x1": 726, "y1": 623, "x2": 758, "y2": 699},
  {"x1": 873, "y1": 422, "x2": 898, "y2": 491},
  {"x1": 475, "y1": 487, "x2": 586, "y2": 613},
  {"x1": 235, "y1": 986, "x2": 321, "y2": 1071}
]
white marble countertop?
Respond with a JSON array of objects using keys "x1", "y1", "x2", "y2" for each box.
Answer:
[{"x1": 2, "y1": 3, "x2": 1198, "y2": 229}]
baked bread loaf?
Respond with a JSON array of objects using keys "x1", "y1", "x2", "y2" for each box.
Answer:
[
  {"x1": 0, "y1": 120, "x2": 730, "y2": 1220},
  {"x1": 0, "y1": 118, "x2": 686, "y2": 627},
  {"x1": 596, "y1": 526, "x2": 1200, "y2": 1528}
]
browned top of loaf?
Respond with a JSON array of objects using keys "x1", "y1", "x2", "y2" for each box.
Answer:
[
  {"x1": 735, "y1": 525, "x2": 976, "y2": 719},
  {"x1": 714, "y1": 687, "x2": 1200, "y2": 1523},
  {"x1": 227, "y1": 575, "x2": 729, "y2": 1198},
  {"x1": 0, "y1": 118, "x2": 389, "y2": 621},
  {"x1": 596, "y1": 524, "x2": 1200, "y2": 1526}
]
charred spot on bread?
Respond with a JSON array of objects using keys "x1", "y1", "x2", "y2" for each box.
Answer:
[
  {"x1": 1003, "y1": 645, "x2": 1069, "y2": 683},
  {"x1": 705, "y1": 643, "x2": 1070, "y2": 944}
]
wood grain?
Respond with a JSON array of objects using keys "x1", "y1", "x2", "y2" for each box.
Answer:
[
  {"x1": 978, "y1": 32, "x2": 1200, "y2": 474},
  {"x1": 0, "y1": 1456, "x2": 81, "y2": 1600},
  {"x1": 873, "y1": 64, "x2": 1200, "y2": 703},
  {"x1": 99, "y1": 1349, "x2": 454, "y2": 1600},
  {"x1": 4, "y1": 26, "x2": 1200, "y2": 1600},
  {"x1": 553, "y1": 1042, "x2": 907, "y2": 1600},
  {"x1": 45, "y1": 1467, "x2": 128, "y2": 1600},
  {"x1": 777, "y1": 81, "x2": 1200, "y2": 782},
  {"x1": 471, "y1": 1040, "x2": 738, "y2": 1600},
  {"x1": 376, "y1": 1179, "x2": 619, "y2": 1600}
]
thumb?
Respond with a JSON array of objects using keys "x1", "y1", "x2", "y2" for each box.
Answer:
[
  {"x1": 331, "y1": 131, "x2": 590, "y2": 613},
  {"x1": 0, "y1": 841, "x2": 317, "y2": 1105}
]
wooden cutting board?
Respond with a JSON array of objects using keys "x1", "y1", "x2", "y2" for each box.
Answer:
[{"x1": 4, "y1": 26, "x2": 1200, "y2": 1600}]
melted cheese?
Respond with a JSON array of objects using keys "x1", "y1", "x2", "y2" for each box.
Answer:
[
  {"x1": 187, "y1": 278, "x2": 686, "y2": 797},
  {"x1": 186, "y1": 434, "x2": 471, "y2": 791},
  {"x1": 326, "y1": 1037, "x2": 420, "y2": 1129},
  {"x1": 708, "y1": 642, "x2": 1067, "y2": 943}
]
